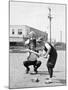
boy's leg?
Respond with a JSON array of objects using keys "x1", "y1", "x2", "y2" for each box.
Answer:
[
  {"x1": 47, "y1": 62, "x2": 54, "y2": 78},
  {"x1": 45, "y1": 58, "x2": 57, "y2": 83},
  {"x1": 23, "y1": 61, "x2": 30, "y2": 74},
  {"x1": 34, "y1": 61, "x2": 41, "y2": 73},
  {"x1": 47, "y1": 53, "x2": 57, "y2": 79},
  {"x1": 45, "y1": 62, "x2": 54, "y2": 83},
  {"x1": 48, "y1": 67, "x2": 53, "y2": 78}
]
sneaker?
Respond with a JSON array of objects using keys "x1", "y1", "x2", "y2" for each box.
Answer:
[
  {"x1": 26, "y1": 70, "x2": 29, "y2": 74},
  {"x1": 26, "y1": 68, "x2": 30, "y2": 74},
  {"x1": 45, "y1": 78, "x2": 53, "y2": 84},
  {"x1": 34, "y1": 68, "x2": 38, "y2": 74}
]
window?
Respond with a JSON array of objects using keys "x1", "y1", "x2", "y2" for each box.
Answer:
[
  {"x1": 12, "y1": 29, "x2": 14, "y2": 34},
  {"x1": 18, "y1": 29, "x2": 22, "y2": 35}
]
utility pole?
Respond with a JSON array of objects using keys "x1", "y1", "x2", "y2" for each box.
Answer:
[
  {"x1": 60, "y1": 31, "x2": 62, "y2": 42},
  {"x1": 48, "y1": 8, "x2": 53, "y2": 43}
]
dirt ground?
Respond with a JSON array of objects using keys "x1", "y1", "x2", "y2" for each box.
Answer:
[{"x1": 9, "y1": 50, "x2": 66, "y2": 89}]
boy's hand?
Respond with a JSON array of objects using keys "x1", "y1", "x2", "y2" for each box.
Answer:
[
  {"x1": 43, "y1": 54, "x2": 50, "y2": 59},
  {"x1": 38, "y1": 53, "x2": 42, "y2": 57},
  {"x1": 43, "y1": 55, "x2": 48, "y2": 58}
]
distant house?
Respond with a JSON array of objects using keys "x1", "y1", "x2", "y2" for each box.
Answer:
[
  {"x1": 10, "y1": 25, "x2": 29, "y2": 42},
  {"x1": 10, "y1": 25, "x2": 48, "y2": 43},
  {"x1": 54, "y1": 42, "x2": 66, "y2": 50}
]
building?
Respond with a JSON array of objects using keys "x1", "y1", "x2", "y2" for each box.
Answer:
[{"x1": 10, "y1": 25, "x2": 48, "y2": 42}]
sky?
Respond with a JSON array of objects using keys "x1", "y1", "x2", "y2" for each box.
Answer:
[{"x1": 10, "y1": 1, "x2": 66, "y2": 42}]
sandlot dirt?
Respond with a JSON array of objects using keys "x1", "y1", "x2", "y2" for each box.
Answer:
[{"x1": 9, "y1": 50, "x2": 66, "y2": 88}]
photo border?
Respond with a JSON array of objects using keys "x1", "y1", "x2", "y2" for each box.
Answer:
[{"x1": 9, "y1": 0, "x2": 67, "y2": 89}]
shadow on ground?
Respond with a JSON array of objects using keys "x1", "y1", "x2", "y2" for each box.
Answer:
[
  {"x1": 30, "y1": 71, "x2": 63, "y2": 76},
  {"x1": 58, "y1": 79, "x2": 66, "y2": 85}
]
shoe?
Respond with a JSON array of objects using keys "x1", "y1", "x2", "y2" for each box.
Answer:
[
  {"x1": 45, "y1": 78, "x2": 53, "y2": 84},
  {"x1": 34, "y1": 68, "x2": 38, "y2": 74},
  {"x1": 26, "y1": 70, "x2": 29, "y2": 74},
  {"x1": 26, "y1": 68, "x2": 30, "y2": 74}
]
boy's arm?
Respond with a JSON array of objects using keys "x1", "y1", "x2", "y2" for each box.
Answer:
[
  {"x1": 20, "y1": 49, "x2": 40, "y2": 57},
  {"x1": 44, "y1": 48, "x2": 51, "y2": 58},
  {"x1": 29, "y1": 50, "x2": 40, "y2": 57},
  {"x1": 43, "y1": 43, "x2": 51, "y2": 58}
]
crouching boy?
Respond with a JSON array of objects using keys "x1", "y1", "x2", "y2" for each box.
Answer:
[{"x1": 23, "y1": 34, "x2": 41, "y2": 74}]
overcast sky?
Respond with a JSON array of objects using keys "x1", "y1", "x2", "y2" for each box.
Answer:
[{"x1": 10, "y1": 1, "x2": 66, "y2": 42}]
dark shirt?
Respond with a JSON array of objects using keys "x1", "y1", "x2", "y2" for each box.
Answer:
[
  {"x1": 44, "y1": 42, "x2": 57, "y2": 56},
  {"x1": 44, "y1": 43, "x2": 57, "y2": 64},
  {"x1": 29, "y1": 38, "x2": 36, "y2": 50}
]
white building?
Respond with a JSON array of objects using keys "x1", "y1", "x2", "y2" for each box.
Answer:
[{"x1": 10, "y1": 25, "x2": 48, "y2": 42}]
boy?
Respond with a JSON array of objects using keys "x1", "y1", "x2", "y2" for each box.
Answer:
[
  {"x1": 42, "y1": 42, "x2": 57, "y2": 83},
  {"x1": 23, "y1": 31, "x2": 41, "y2": 74}
]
